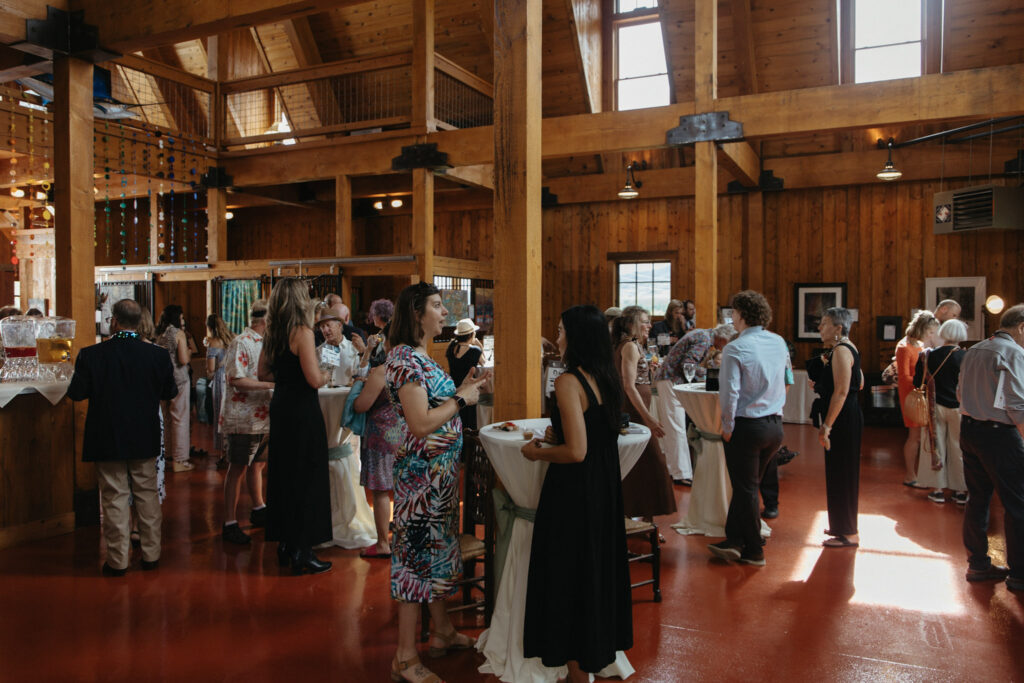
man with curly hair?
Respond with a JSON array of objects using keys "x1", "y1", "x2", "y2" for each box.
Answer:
[{"x1": 709, "y1": 290, "x2": 789, "y2": 567}]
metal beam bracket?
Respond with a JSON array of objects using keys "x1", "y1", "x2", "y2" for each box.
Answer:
[
  {"x1": 727, "y1": 170, "x2": 784, "y2": 194},
  {"x1": 541, "y1": 186, "x2": 559, "y2": 207},
  {"x1": 201, "y1": 166, "x2": 234, "y2": 189},
  {"x1": 666, "y1": 111, "x2": 744, "y2": 146},
  {"x1": 18, "y1": 7, "x2": 116, "y2": 62},
  {"x1": 391, "y1": 143, "x2": 450, "y2": 171}
]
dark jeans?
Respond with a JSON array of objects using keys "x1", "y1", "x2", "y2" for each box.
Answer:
[
  {"x1": 724, "y1": 416, "x2": 784, "y2": 555},
  {"x1": 961, "y1": 418, "x2": 1024, "y2": 580},
  {"x1": 760, "y1": 458, "x2": 779, "y2": 510}
]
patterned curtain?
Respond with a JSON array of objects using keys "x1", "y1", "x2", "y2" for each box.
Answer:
[{"x1": 220, "y1": 280, "x2": 261, "y2": 335}]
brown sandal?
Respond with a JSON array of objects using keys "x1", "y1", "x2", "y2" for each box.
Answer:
[
  {"x1": 427, "y1": 629, "x2": 476, "y2": 658},
  {"x1": 390, "y1": 655, "x2": 442, "y2": 683}
]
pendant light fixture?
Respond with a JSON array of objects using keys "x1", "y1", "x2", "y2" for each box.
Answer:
[
  {"x1": 876, "y1": 137, "x2": 902, "y2": 181},
  {"x1": 618, "y1": 160, "x2": 645, "y2": 199}
]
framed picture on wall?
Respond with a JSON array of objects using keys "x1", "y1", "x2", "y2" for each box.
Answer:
[
  {"x1": 794, "y1": 283, "x2": 847, "y2": 340},
  {"x1": 925, "y1": 276, "x2": 985, "y2": 340}
]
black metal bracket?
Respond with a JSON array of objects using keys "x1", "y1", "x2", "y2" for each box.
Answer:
[
  {"x1": 391, "y1": 143, "x2": 450, "y2": 171},
  {"x1": 1004, "y1": 150, "x2": 1024, "y2": 176},
  {"x1": 17, "y1": 6, "x2": 116, "y2": 62},
  {"x1": 666, "y1": 111, "x2": 744, "y2": 146},
  {"x1": 541, "y1": 186, "x2": 559, "y2": 207},
  {"x1": 727, "y1": 169, "x2": 784, "y2": 194},
  {"x1": 201, "y1": 166, "x2": 234, "y2": 189}
]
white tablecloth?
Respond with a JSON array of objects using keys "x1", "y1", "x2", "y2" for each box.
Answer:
[
  {"x1": 0, "y1": 379, "x2": 71, "y2": 408},
  {"x1": 476, "y1": 417, "x2": 649, "y2": 683},
  {"x1": 670, "y1": 384, "x2": 771, "y2": 539},
  {"x1": 317, "y1": 386, "x2": 376, "y2": 550},
  {"x1": 782, "y1": 369, "x2": 815, "y2": 424}
]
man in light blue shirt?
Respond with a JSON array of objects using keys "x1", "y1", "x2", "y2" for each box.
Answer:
[{"x1": 709, "y1": 290, "x2": 789, "y2": 566}]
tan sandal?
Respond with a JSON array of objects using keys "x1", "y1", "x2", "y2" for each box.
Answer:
[
  {"x1": 427, "y1": 629, "x2": 476, "y2": 658},
  {"x1": 390, "y1": 655, "x2": 442, "y2": 683}
]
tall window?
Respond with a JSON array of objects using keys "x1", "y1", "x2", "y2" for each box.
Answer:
[
  {"x1": 853, "y1": 0, "x2": 922, "y2": 83},
  {"x1": 617, "y1": 261, "x2": 671, "y2": 315},
  {"x1": 615, "y1": 1, "x2": 669, "y2": 111}
]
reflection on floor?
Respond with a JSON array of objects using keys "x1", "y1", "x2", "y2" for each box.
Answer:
[{"x1": 0, "y1": 423, "x2": 1022, "y2": 681}]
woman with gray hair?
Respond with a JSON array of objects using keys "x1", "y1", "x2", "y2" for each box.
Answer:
[
  {"x1": 912, "y1": 318, "x2": 969, "y2": 504},
  {"x1": 817, "y1": 307, "x2": 863, "y2": 547}
]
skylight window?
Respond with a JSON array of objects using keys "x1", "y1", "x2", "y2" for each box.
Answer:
[
  {"x1": 616, "y1": 0, "x2": 657, "y2": 12},
  {"x1": 854, "y1": 0, "x2": 922, "y2": 83},
  {"x1": 616, "y1": 21, "x2": 670, "y2": 111}
]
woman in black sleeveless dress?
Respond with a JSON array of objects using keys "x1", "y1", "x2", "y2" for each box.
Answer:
[
  {"x1": 445, "y1": 319, "x2": 484, "y2": 430},
  {"x1": 521, "y1": 305, "x2": 633, "y2": 681},
  {"x1": 816, "y1": 307, "x2": 863, "y2": 548},
  {"x1": 258, "y1": 278, "x2": 333, "y2": 574}
]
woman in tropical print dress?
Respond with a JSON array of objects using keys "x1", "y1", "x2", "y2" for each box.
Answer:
[{"x1": 384, "y1": 282, "x2": 490, "y2": 683}]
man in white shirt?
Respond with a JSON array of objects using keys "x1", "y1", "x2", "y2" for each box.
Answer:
[
  {"x1": 316, "y1": 311, "x2": 365, "y2": 386},
  {"x1": 709, "y1": 290, "x2": 789, "y2": 567}
]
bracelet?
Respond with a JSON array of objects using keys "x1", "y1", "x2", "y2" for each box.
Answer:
[{"x1": 821, "y1": 423, "x2": 832, "y2": 432}]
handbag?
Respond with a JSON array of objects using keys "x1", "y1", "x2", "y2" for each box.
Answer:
[
  {"x1": 881, "y1": 358, "x2": 898, "y2": 385},
  {"x1": 902, "y1": 350, "x2": 953, "y2": 427},
  {"x1": 342, "y1": 381, "x2": 366, "y2": 436}
]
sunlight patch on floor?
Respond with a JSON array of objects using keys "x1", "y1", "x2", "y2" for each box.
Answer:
[{"x1": 788, "y1": 512, "x2": 965, "y2": 615}]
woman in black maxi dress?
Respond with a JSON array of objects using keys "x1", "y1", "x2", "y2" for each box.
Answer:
[
  {"x1": 521, "y1": 305, "x2": 633, "y2": 680},
  {"x1": 258, "y1": 278, "x2": 333, "y2": 574},
  {"x1": 816, "y1": 307, "x2": 863, "y2": 547}
]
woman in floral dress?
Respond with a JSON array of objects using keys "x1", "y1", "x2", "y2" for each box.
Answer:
[{"x1": 384, "y1": 282, "x2": 490, "y2": 683}]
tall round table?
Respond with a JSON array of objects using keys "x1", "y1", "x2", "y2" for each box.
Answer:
[
  {"x1": 316, "y1": 385, "x2": 376, "y2": 549},
  {"x1": 475, "y1": 417, "x2": 650, "y2": 683},
  {"x1": 670, "y1": 383, "x2": 771, "y2": 539}
]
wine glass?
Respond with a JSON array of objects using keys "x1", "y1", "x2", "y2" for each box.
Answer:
[{"x1": 683, "y1": 362, "x2": 696, "y2": 383}]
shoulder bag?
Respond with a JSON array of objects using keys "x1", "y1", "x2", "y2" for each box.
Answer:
[{"x1": 902, "y1": 350, "x2": 953, "y2": 427}]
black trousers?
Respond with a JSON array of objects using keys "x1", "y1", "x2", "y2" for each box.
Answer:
[
  {"x1": 961, "y1": 417, "x2": 1024, "y2": 580},
  {"x1": 724, "y1": 416, "x2": 784, "y2": 554},
  {"x1": 760, "y1": 458, "x2": 779, "y2": 510}
]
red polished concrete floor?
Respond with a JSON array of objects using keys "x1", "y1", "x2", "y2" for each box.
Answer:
[{"x1": 1, "y1": 422, "x2": 1022, "y2": 682}]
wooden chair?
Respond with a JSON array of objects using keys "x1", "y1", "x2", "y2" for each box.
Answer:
[
  {"x1": 421, "y1": 428, "x2": 496, "y2": 640},
  {"x1": 624, "y1": 517, "x2": 662, "y2": 602}
]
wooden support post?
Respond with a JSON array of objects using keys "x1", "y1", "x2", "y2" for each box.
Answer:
[
  {"x1": 693, "y1": 0, "x2": 718, "y2": 328},
  {"x1": 412, "y1": 0, "x2": 436, "y2": 133},
  {"x1": 208, "y1": 35, "x2": 228, "y2": 149},
  {"x1": 206, "y1": 188, "x2": 227, "y2": 263},
  {"x1": 411, "y1": 168, "x2": 434, "y2": 285},
  {"x1": 52, "y1": 55, "x2": 97, "y2": 526},
  {"x1": 493, "y1": 0, "x2": 542, "y2": 421},
  {"x1": 336, "y1": 174, "x2": 353, "y2": 302}
]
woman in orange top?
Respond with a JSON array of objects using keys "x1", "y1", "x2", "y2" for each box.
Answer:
[{"x1": 896, "y1": 311, "x2": 939, "y2": 486}]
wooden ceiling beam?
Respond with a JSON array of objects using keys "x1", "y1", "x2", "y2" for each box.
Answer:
[
  {"x1": 731, "y1": 0, "x2": 758, "y2": 94},
  {"x1": 0, "y1": 0, "x2": 66, "y2": 44},
  {"x1": 718, "y1": 140, "x2": 759, "y2": 187},
  {"x1": 565, "y1": 0, "x2": 602, "y2": 113},
  {"x1": 436, "y1": 164, "x2": 494, "y2": 191},
  {"x1": 222, "y1": 64, "x2": 1024, "y2": 184},
  {"x1": 70, "y1": 0, "x2": 368, "y2": 53}
]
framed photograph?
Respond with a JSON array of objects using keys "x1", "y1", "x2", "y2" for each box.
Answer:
[
  {"x1": 876, "y1": 316, "x2": 902, "y2": 342},
  {"x1": 794, "y1": 283, "x2": 847, "y2": 341},
  {"x1": 925, "y1": 276, "x2": 985, "y2": 340},
  {"x1": 718, "y1": 306, "x2": 734, "y2": 325}
]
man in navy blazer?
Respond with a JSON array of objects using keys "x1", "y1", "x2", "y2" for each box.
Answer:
[{"x1": 68, "y1": 298, "x2": 178, "y2": 576}]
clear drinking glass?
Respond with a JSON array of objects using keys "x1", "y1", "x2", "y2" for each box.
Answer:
[{"x1": 683, "y1": 362, "x2": 696, "y2": 383}]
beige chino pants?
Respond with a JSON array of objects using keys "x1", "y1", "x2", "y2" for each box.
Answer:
[{"x1": 96, "y1": 459, "x2": 162, "y2": 570}]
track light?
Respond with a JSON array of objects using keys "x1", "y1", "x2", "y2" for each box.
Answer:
[{"x1": 390, "y1": 198, "x2": 403, "y2": 208}]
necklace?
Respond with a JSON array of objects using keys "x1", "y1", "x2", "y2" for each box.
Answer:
[{"x1": 113, "y1": 330, "x2": 139, "y2": 339}]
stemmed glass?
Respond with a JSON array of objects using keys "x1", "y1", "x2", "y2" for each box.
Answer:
[{"x1": 683, "y1": 362, "x2": 696, "y2": 383}]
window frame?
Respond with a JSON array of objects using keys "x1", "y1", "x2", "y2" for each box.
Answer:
[
  {"x1": 841, "y1": 0, "x2": 934, "y2": 85},
  {"x1": 612, "y1": 7, "x2": 670, "y2": 112},
  {"x1": 611, "y1": 253, "x2": 673, "y2": 315}
]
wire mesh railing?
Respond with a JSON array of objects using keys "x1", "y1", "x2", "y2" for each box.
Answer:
[
  {"x1": 435, "y1": 70, "x2": 493, "y2": 130},
  {"x1": 110, "y1": 65, "x2": 212, "y2": 140}
]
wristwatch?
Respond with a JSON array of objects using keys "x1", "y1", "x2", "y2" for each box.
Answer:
[{"x1": 454, "y1": 395, "x2": 467, "y2": 410}]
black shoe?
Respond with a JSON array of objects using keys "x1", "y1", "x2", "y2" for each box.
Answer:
[
  {"x1": 277, "y1": 542, "x2": 291, "y2": 568},
  {"x1": 738, "y1": 552, "x2": 766, "y2": 566},
  {"x1": 141, "y1": 559, "x2": 159, "y2": 571},
  {"x1": 761, "y1": 507, "x2": 779, "y2": 520},
  {"x1": 966, "y1": 565, "x2": 1010, "y2": 582},
  {"x1": 708, "y1": 541, "x2": 741, "y2": 561},
  {"x1": 222, "y1": 523, "x2": 251, "y2": 545},
  {"x1": 1008, "y1": 576, "x2": 1024, "y2": 592},
  {"x1": 102, "y1": 562, "x2": 127, "y2": 577},
  {"x1": 291, "y1": 548, "x2": 332, "y2": 575},
  {"x1": 249, "y1": 507, "x2": 268, "y2": 528},
  {"x1": 130, "y1": 530, "x2": 141, "y2": 549},
  {"x1": 215, "y1": 456, "x2": 229, "y2": 470},
  {"x1": 776, "y1": 447, "x2": 798, "y2": 466}
]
